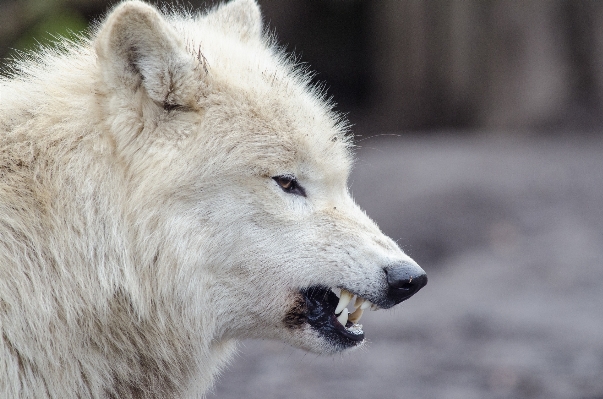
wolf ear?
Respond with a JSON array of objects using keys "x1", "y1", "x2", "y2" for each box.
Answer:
[
  {"x1": 95, "y1": 1, "x2": 204, "y2": 108},
  {"x1": 208, "y1": 0, "x2": 263, "y2": 42}
]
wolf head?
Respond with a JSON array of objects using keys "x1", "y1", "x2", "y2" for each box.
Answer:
[{"x1": 94, "y1": 0, "x2": 426, "y2": 355}]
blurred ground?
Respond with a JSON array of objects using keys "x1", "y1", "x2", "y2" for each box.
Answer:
[{"x1": 209, "y1": 134, "x2": 603, "y2": 399}]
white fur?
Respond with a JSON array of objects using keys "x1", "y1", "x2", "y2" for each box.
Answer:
[{"x1": 0, "y1": 1, "x2": 420, "y2": 397}]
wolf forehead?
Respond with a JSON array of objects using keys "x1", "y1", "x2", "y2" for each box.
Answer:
[
  {"x1": 197, "y1": 50, "x2": 353, "y2": 175},
  {"x1": 138, "y1": 0, "x2": 354, "y2": 175},
  {"x1": 194, "y1": 75, "x2": 353, "y2": 177}
]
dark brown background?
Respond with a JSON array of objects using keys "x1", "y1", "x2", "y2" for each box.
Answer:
[{"x1": 3, "y1": 0, "x2": 603, "y2": 134}]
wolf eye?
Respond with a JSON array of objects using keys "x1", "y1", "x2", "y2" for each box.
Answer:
[{"x1": 273, "y1": 175, "x2": 306, "y2": 197}]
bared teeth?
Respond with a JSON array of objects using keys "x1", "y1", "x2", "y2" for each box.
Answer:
[
  {"x1": 332, "y1": 288, "x2": 378, "y2": 326},
  {"x1": 335, "y1": 289, "x2": 353, "y2": 314},
  {"x1": 348, "y1": 307, "x2": 363, "y2": 323},
  {"x1": 336, "y1": 308, "x2": 349, "y2": 325},
  {"x1": 355, "y1": 297, "x2": 371, "y2": 310},
  {"x1": 354, "y1": 297, "x2": 364, "y2": 308}
]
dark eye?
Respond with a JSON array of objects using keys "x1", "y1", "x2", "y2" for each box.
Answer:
[{"x1": 272, "y1": 175, "x2": 306, "y2": 197}]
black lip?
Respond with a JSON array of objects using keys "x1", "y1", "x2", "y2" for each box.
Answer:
[{"x1": 300, "y1": 286, "x2": 365, "y2": 347}]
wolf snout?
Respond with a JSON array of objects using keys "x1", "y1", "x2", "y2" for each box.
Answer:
[{"x1": 385, "y1": 262, "x2": 428, "y2": 305}]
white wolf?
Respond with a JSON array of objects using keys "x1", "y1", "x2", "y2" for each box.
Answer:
[{"x1": 0, "y1": 0, "x2": 427, "y2": 397}]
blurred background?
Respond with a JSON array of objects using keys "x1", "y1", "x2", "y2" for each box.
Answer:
[
  {"x1": 2, "y1": 1, "x2": 602, "y2": 398},
  {"x1": 4, "y1": 0, "x2": 603, "y2": 132}
]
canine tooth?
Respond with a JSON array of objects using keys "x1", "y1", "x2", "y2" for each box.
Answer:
[
  {"x1": 335, "y1": 290, "x2": 353, "y2": 314},
  {"x1": 354, "y1": 297, "x2": 365, "y2": 308},
  {"x1": 354, "y1": 297, "x2": 372, "y2": 311},
  {"x1": 336, "y1": 308, "x2": 349, "y2": 325},
  {"x1": 349, "y1": 307, "x2": 364, "y2": 323}
]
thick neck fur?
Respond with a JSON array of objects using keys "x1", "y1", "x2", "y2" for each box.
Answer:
[{"x1": 0, "y1": 44, "x2": 237, "y2": 398}]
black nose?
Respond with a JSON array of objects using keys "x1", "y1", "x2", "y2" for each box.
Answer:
[{"x1": 385, "y1": 262, "x2": 428, "y2": 305}]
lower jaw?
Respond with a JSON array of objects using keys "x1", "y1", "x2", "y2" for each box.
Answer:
[
  {"x1": 290, "y1": 325, "x2": 364, "y2": 355},
  {"x1": 300, "y1": 287, "x2": 365, "y2": 350},
  {"x1": 315, "y1": 333, "x2": 365, "y2": 354},
  {"x1": 313, "y1": 324, "x2": 365, "y2": 353}
]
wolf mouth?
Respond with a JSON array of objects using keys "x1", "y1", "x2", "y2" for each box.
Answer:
[
  {"x1": 284, "y1": 264, "x2": 426, "y2": 350},
  {"x1": 297, "y1": 286, "x2": 378, "y2": 348}
]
